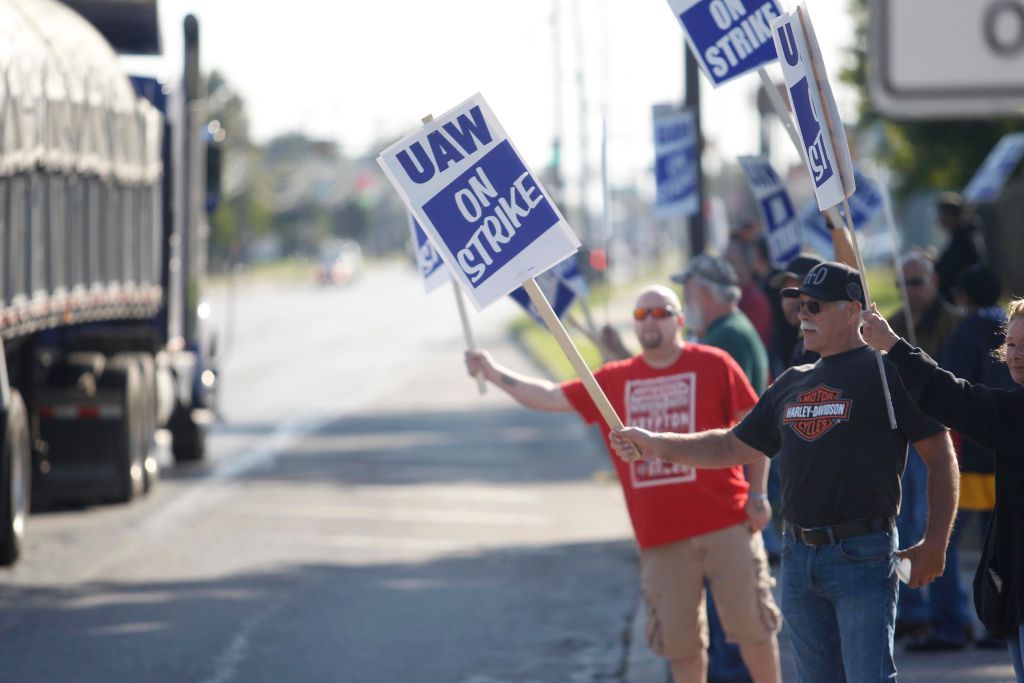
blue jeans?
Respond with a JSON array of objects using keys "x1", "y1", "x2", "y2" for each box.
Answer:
[
  {"x1": 896, "y1": 448, "x2": 928, "y2": 624},
  {"x1": 1008, "y1": 623, "x2": 1024, "y2": 683},
  {"x1": 781, "y1": 530, "x2": 899, "y2": 683},
  {"x1": 926, "y1": 510, "x2": 988, "y2": 644}
]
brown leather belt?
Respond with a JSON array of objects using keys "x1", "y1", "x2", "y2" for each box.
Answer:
[{"x1": 787, "y1": 517, "x2": 894, "y2": 546}]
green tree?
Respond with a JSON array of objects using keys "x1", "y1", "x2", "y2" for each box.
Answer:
[{"x1": 205, "y1": 71, "x2": 273, "y2": 266}]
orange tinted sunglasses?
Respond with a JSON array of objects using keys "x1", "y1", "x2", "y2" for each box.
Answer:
[{"x1": 633, "y1": 305, "x2": 677, "y2": 321}]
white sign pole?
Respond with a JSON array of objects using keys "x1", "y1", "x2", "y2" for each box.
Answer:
[
  {"x1": 452, "y1": 283, "x2": 487, "y2": 395},
  {"x1": 420, "y1": 113, "x2": 486, "y2": 395},
  {"x1": 522, "y1": 278, "x2": 623, "y2": 431},
  {"x1": 794, "y1": 10, "x2": 897, "y2": 429}
]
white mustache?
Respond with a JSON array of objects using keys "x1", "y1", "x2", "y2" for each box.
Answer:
[{"x1": 800, "y1": 322, "x2": 820, "y2": 332}]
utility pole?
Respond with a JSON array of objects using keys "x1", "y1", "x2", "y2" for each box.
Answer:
[
  {"x1": 549, "y1": 0, "x2": 564, "y2": 207},
  {"x1": 572, "y1": 0, "x2": 590, "y2": 243},
  {"x1": 684, "y1": 48, "x2": 705, "y2": 256}
]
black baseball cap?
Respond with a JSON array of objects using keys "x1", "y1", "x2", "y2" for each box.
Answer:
[
  {"x1": 769, "y1": 253, "x2": 824, "y2": 289},
  {"x1": 781, "y1": 261, "x2": 866, "y2": 306}
]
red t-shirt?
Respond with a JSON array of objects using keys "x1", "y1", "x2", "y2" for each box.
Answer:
[{"x1": 561, "y1": 344, "x2": 758, "y2": 549}]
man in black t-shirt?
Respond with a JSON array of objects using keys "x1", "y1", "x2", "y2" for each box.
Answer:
[{"x1": 609, "y1": 262, "x2": 959, "y2": 683}]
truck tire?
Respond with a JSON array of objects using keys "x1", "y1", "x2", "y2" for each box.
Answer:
[
  {"x1": 169, "y1": 406, "x2": 205, "y2": 463},
  {"x1": 0, "y1": 391, "x2": 31, "y2": 565},
  {"x1": 100, "y1": 358, "x2": 143, "y2": 503},
  {"x1": 122, "y1": 353, "x2": 157, "y2": 492}
]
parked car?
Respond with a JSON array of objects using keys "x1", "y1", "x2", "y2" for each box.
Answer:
[{"x1": 312, "y1": 240, "x2": 363, "y2": 286}]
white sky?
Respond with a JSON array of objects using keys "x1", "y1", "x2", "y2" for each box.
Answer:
[{"x1": 125, "y1": 0, "x2": 858, "y2": 188}]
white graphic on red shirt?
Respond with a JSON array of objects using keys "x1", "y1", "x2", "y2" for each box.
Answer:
[{"x1": 625, "y1": 372, "x2": 698, "y2": 488}]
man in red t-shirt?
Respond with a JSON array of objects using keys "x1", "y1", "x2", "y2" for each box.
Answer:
[{"x1": 465, "y1": 285, "x2": 781, "y2": 683}]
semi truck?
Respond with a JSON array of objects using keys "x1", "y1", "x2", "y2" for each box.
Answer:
[{"x1": 0, "y1": 0, "x2": 220, "y2": 564}]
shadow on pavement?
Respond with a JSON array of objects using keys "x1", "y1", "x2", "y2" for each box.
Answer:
[
  {"x1": 0, "y1": 539, "x2": 638, "y2": 683},
  {"x1": 210, "y1": 407, "x2": 615, "y2": 488}
]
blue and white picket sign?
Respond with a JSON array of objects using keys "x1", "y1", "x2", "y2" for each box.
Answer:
[
  {"x1": 409, "y1": 214, "x2": 450, "y2": 293},
  {"x1": 963, "y1": 132, "x2": 1024, "y2": 204},
  {"x1": 770, "y1": 4, "x2": 855, "y2": 211},
  {"x1": 666, "y1": 0, "x2": 784, "y2": 87},
  {"x1": 378, "y1": 93, "x2": 580, "y2": 311},
  {"x1": 652, "y1": 107, "x2": 699, "y2": 218},
  {"x1": 736, "y1": 155, "x2": 801, "y2": 268},
  {"x1": 509, "y1": 255, "x2": 587, "y2": 324},
  {"x1": 800, "y1": 169, "x2": 885, "y2": 258}
]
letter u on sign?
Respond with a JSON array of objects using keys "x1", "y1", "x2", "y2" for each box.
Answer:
[{"x1": 777, "y1": 21, "x2": 799, "y2": 66}]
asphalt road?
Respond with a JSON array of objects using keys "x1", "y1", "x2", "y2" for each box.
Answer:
[{"x1": 0, "y1": 263, "x2": 639, "y2": 683}]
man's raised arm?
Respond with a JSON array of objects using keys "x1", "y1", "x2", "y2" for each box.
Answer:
[
  {"x1": 465, "y1": 350, "x2": 574, "y2": 413},
  {"x1": 609, "y1": 426, "x2": 763, "y2": 469}
]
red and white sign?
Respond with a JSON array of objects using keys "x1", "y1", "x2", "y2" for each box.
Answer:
[{"x1": 625, "y1": 373, "x2": 698, "y2": 488}]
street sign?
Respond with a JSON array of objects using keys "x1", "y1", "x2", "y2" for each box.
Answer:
[
  {"x1": 869, "y1": 0, "x2": 1024, "y2": 119},
  {"x1": 378, "y1": 93, "x2": 580, "y2": 310},
  {"x1": 666, "y1": 0, "x2": 784, "y2": 87},
  {"x1": 652, "y1": 107, "x2": 700, "y2": 218},
  {"x1": 771, "y1": 3, "x2": 855, "y2": 211},
  {"x1": 963, "y1": 132, "x2": 1024, "y2": 203},
  {"x1": 409, "y1": 215, "x2": 450, "y2": 293},
  {"x1": 736, "y1": 155, "x2": 802, "y2": 268}
]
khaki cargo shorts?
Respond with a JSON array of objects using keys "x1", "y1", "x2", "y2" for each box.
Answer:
[{"x1": 639, "y1": 522, "x2": 781, "y2": 660}]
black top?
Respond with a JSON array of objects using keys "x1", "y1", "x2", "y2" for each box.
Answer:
[
  {"x1": 886, "y1": 339, "x2": 1024, "y2": 631},
  {"x1": 734, "y1": 345, "x2": 944, "y2": 528},
  {"x1": 938, "y1": 308, "x2": 1014, "y2": 473}
]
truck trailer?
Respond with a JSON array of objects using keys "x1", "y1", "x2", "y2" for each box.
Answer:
[{"x1": 0, "y1": 0, "x2": 220, "y2": 564}]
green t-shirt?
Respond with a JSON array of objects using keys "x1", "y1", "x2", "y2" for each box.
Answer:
[{"x1": 702, "y1": 310, "x2": 769, "y2": 395}]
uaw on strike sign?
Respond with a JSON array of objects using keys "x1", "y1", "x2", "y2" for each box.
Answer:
[
  {"x1": 666, "y1": 0, "x2": 784, "y2": 87},
  {"x1": 737, "y1": 155, "x2": 801, "y2": 268},
  {"x1": 771, "y1": 3, "x2": 855, "y2": 211},
  {"x1": 379, "y1": 94, "x2": 580, "y2": 310},
  {"x1": 409, "y1": 215, "x2": 449, "y2": 293}
]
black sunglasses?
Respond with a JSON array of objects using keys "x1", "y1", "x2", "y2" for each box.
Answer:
[
  {"x1": 901, "y1": 277, "x2": 928, "y2": 287},
  {"x1": 796, "y1": 300, "x2": 827, "y2": 315}
]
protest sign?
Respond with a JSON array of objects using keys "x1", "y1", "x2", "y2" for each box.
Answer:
[
  {"x1": 652, "y1": 107, "x2": 700, "y2": 218},
  {"x1": 963, "y1": 132, "x2": 1024, "y2": 204},
  {"x1": 737, "y1": 155, "x2": 801, "y2": 268},
  {"x1": 770, "y1": 4, "x2": 855, "y2": 211},
  {"x1": 378, "y1": 93, "x2": 580, "y2": 311},
  {"x1": 800, "y1": 169, "x2": 884, "y2": 243},
  {"x1": 409, "y1": 215, "x2": 449, "y2": 293},
  {"x1": 666, "y1": 0, "x2": 784, "y2": 86},
  {"x1": 380, "y1": 95, "x2": 625, "y2": 432},
  {"x1": 509, "y1": 256, "x2": 586, "y2": 324}
]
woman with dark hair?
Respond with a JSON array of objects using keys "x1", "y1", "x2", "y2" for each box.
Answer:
[{"x1": 862, "y1": 298, "x2": 1024, "y2": 681}]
